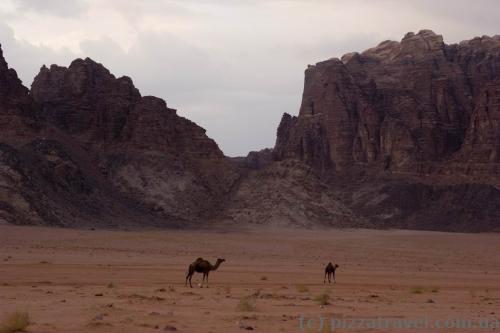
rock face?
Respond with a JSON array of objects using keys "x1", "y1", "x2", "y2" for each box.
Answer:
[
  {"x1": 222, "y1": 159, "x2": 361, "y2": 228},
  {"x1": 0, "y1": 46, "x2": 238, "y2": 227},
  {"x1": 0, "y1": 45, "x2": 37, "y2": 145},
  {"x1": 269, "y1": 30, "x2": 500, "y2": 231},
  {"x1": 31, "y1": 58, "x2": 239, "y2": 223},
  {"x1": 275, "y1": 30, "x2": 500, "y2": 179},
  {"x1": 1, "y1": 31, "x2": 500, "y2": 232}
]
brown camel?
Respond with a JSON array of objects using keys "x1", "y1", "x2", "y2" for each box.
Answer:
[
  {"x1": 185, "y1": 257, "x2": 225, "y2": 288},
  {"x1": 324, "y1": 262, "x2": 339, "y2": 284}
]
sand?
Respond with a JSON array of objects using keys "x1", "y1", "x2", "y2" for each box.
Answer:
[{"x1": 0, "y1": 225, "x2": 499, "y2": 332}]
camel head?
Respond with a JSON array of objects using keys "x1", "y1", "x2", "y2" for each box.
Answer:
[
  {"x1": 216, "y1": 258, "x2": 226, "y2": 264},
  {"x1": 335, "y1": 264, "x2": 339, "y2": 269}
]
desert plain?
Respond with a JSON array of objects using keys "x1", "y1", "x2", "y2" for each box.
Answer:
[{"x1": 0, "y1": 223, "x2": 499, "y2": 333}]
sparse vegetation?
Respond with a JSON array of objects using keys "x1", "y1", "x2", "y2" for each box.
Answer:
[
  {"x1": 119, "y1": 293, "x2": 165, "y2": 301},
  {"x1": 237, "y1": 296, "x2": 256, "y2": 312},
  {"x1": 313, "y1": 290, "x2": 330, "y2": 305},
  {"x1": 107, "y1": 282, "x2": 115, "y2": 288},
  {"x1": 0, "y1": 311, "x2": 30, "y2": 333},
  {"x1": 260, "y1": 276, "x2": 268, "y2": 281},
  {"x1": 304, "y1": 322, "x2": 331, "y2": 333},
  {"x1": 296, "y1": 284, "x2": 309, "y2": 293},
  {"x1": 410, "y1": 286, "x2": 424, "y2": 294},
  {"x1": 430, "y1": 287, "x2": 439, "y2": 293}
]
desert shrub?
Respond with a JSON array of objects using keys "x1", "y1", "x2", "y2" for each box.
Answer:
[
  {"x1": 260, "y1": 276, "x2": 268, "y2": 281},
  {"x1": 237, "y1": 296, "x2": 256, "y2": 312},
  {"x1": 0, "y1": 311, "x2": 30, "y2": 333},
  {"x1": 304, "y1": 321, "x2": 331, "y2": 333},
  {"x1": 410, "y1": 286, "x2": 424, "y2": 294},
  {"x1": 313, "y1": 290, "x2": 330, "y2": 305},
  {"x1": 296, "y1": 284, "x2": 309, "y2": 293}
]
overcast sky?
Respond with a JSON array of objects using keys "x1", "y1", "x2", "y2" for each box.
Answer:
[{"x1": 0, "y1": 0, "x2": 499, "y2": 156}]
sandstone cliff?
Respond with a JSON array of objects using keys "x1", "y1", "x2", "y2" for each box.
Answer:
[
  {"x1": 266, "y1": 30, "x2": 500, "y2": 231},
  {"x1": 274, "y1": 30, "x2": 500, "y2": 180},
  {"x1": 0, "y1": 45, "x2": 238, "y2": 227},
  {"x1": 1, "y1": 30, "x2": 500, "y2": 232}
]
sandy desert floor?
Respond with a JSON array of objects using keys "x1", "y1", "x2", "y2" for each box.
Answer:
[{"x1": 0, "y1": 224, "x2": 499, "y2": 333}]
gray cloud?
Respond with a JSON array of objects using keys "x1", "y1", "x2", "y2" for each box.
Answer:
[
  {"x1": 0, "y1": 23, "x2": 76, "y2": 85},
  {"x1": 79, "y1": 31, "x2": 290, "y2": 155},
  {"x1": 11, "y1": 0, "x2": 89, "y2": 17}
]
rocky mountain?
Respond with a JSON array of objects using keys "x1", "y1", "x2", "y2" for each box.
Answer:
[
  {"x1": 265, "y1": 30, "x2": 500, "y2": 231},
  {"x1": 274, "y1": 30, "x2": 500, "y2": 177},
  {"x1": 0, "y1": 45, "x2": 238, "y2": 227},
  {"x1": 1, "y1": 30, "x2": 500, "y2": 231}
]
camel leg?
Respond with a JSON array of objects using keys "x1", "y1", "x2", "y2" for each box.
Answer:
[
  {"x1": 201, "y1": 273, "x2": 206, "y2": 288},
  {"x1": 328, "y1": 272, "x2": 331, "y2": 284},
  {"x1": 187, "y1": 266, "x2": 196, "y2": 288},
  {"x1": 205, "y1": 272, "x2": 209, "y2": 288},
  {"x1": 189, "y1": 273, "x2": 194, "y2": 288}
]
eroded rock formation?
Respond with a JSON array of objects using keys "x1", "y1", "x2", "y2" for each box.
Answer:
[
  {"x1": 0, "y1": 46, "x2": 238, "y2": 227},
  {"x1": 1, "y1": 30, "x2": 500, "y2": 231},
  {"x1": 274, "y1": 30, "x2": 500, "y2": 181},
  {"x1": 267, "y1": 30, "x2": 500, "y2": 231}
]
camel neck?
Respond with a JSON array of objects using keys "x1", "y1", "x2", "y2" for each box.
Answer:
[{"x1": 211, "y1": 261, "x2": 221, "y2": 271}]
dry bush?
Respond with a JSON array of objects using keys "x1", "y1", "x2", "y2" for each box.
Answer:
[
  {"x1": 304, "y1": 322, "x2": 331, "y2": 333},
  {"x1": 237, "y1": 296, "x2": 256, "y2": 312},
  {"x1": 305, "y1": 319, "x2": 336, "y2": 333},
  {"x1": 0, "y1": 311, "x2": 30, "y2": 333},
  {"x1": 296, "y1": 284, "x2": 309, "y2": 293},
  {"x1": 410, "y1": 286, "x2": 424, "y2": 294},
  {"x1": 313, "y1": 290, "x2": 330, "y2": 305}
]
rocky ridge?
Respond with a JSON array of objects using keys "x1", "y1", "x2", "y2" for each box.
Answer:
[
  {"x1": 1, "y1": 30, "x2": 500, "y2": 231},
  {"x1": 264, "y1": 30, "x2": 500, "y2": 231},
  {"x1": 0, "y1": 45, "x2": 238, "y2": 227}
]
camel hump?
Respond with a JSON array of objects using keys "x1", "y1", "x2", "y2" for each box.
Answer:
[{"x1": 196, "y1": 257, "x2": 204, "y2": 261}]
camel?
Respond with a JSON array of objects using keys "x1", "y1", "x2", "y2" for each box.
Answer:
[
  {"x1": 324, "y1": 262, "x2": 339, "y2": 284},
  {"x1": 185, "y1": 257, "x2": 225, "y2": 288}
]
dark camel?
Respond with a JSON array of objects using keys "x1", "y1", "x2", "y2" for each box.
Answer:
[
  {"x1": 324, "y1": 262, "x2": 339, "y2": 284},
  {"x1": 185, "y1": 257, "x2": 225, "y2": 288}
]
